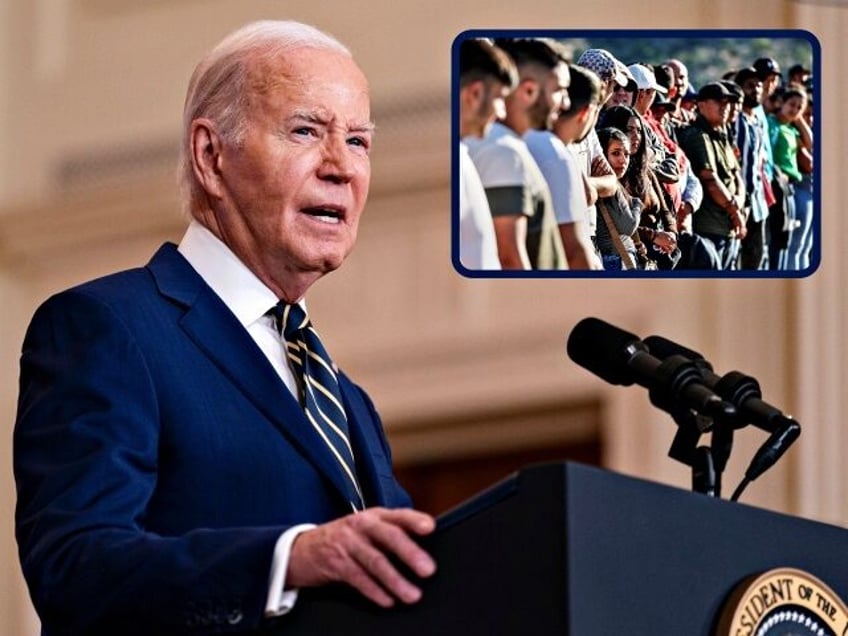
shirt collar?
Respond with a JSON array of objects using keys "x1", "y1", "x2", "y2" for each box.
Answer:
[
  {"x1": 489, "y1": 121, "x2": 520, "y2": 141},
  {"x1": 694, "y1": 113, "x2": 726, "y2": 140},
  {"x1": 177, "y1": 220, "x2": 298, "y2": 328}
]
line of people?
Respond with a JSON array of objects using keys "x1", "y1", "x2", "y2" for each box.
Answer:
[{"x1": 458, "y1": 38, "x2": 814, "y2": 272}]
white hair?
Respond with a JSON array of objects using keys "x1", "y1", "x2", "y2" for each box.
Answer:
[{"x1": 179, "y1": 20, "x2": 352, "y2": 215}]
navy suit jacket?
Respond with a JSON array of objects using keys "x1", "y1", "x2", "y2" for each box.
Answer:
[{"x1": 14, "y1": 243, "x2": 411, "y2": 635}]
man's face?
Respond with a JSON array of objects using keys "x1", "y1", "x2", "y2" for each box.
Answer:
[
  {"x1": 727, "y1": 101, "x2": 741, "y2": 124},
  {"x1": 634, "y1": 88, "x2": 656, "y2": 114},
  {"x1": 576, "y1": 103, "x2": 600, "y2": 142},
  {"x1": 790, "y1": 70, "x2": 810, "y2": 85},
  {"x1": 214, "y1": 48, "x2": 372, "y2": 289},
  {"x1": 662, "y1": 66, "x2": 678, "y2": 100},
  {"x1": 600, "y1": 77, "x2": 616, "y2": 104},
  {"x1": 765, "y1": 92, "x2": 784, "y2": 114},
  {"x1": 668, "y1": 62, "x2": 688, "y2": 98},
  {"x1": 608, "y1": 84, "x2": 633, "y2": 108},
  {"x1": 554, "y1": 103, "x2": 598, "y2": 145},
  {"x1": 527, "y1": 62, "x2": 570, "y2": 130},
  {"x1": 762, "y1": 73, "x2": 781, "y2": 99},
  {"x1": 480, "y1": 80, "x2": 510, "y2": 135},
  {"x1": 462, "y1": 78, "x2": 509, "y2": 137},
  {"x1": 698, "y1": 97, "x2": 729, "y2": 128},
  {"x1": 650, "y1": 105, "x2": 671, "y2": 124},
  {"x1": 741, "y1": 78, "x2": 763, "y2": 109}
]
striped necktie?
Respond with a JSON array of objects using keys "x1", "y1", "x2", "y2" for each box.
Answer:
[{"x1": 269, "y1": 302, "x2": 363, "y2": 510}]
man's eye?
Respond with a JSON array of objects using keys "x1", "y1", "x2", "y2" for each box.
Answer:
[
  {"x1": 347, "y1": 136, "x2": 369, "y2": 149},
  {"x1": 293, "y1": 127, "x2": 316, "y2": 137}
]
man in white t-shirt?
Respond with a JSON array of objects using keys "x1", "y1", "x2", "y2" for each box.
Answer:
[
  {"x1": 458, "y1": 145, "x2": 501, "y2": 269},
  {"x1": 525, "y1": 64, "x2": 604, "y2": 269},
  {"x1": 457, "y1": 38, "x2": 518, "y2": 270},
  {"x1": 467, "y1": 37, "x2": 570, "y2": 270},
  {"x1": 573, "y1": 48, "x2": 629, "y2": 249}
]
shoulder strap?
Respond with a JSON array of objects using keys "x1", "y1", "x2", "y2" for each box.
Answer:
[{"x1": 596, "y1": 198, "x2": 636, "y2": 270}]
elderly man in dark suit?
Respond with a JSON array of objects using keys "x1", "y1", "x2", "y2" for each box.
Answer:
[{"x1": 14, "y1": 20, "x2": 435, "y2": 636}]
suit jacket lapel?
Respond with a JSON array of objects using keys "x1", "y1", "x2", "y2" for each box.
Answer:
[
  {"x1": 339, "y1": 374, "x2": 393, "y2": 507},
  {"x1": 146, "y1": 243, "x2": 360, "y2": 507}
]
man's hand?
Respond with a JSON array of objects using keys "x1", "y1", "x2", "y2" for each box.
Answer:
[
  {"x1": 729, "y1": 207, "x2": 748, "y2": 240},
  {"x1": 581, "y1": 173, "x2": 599, "y2": 207},
  {"x1": 653, "y1": 231, "x2": 678, "y2": 254},
  {"x1": 287, "y1": 508, "x2": 436, "y2": 607},
  {"x1": 676, "y1": 201, "x2": 693, "y2": 230}
]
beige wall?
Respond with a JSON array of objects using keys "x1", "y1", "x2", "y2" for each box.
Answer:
[{"x1": 1, "y1": 1, "x2": 845, "y2": 633}]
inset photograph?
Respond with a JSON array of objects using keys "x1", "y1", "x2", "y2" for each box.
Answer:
[{"x1": 453, "y1": 30, "x2": 818, "y2": 277}]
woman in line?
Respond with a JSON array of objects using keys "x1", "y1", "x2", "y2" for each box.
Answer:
[
  {"x1": 595, "y1": 127, "x2": 642, "y2": 270},
  {"x1": 768, "y1": 86, "x2": 813, "y2": 271},
  {"x1": 598, "y1": 105, "x2": 680, "y2": 270}
]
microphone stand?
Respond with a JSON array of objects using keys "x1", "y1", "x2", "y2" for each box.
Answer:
[
  {"x1": 666, "y1": 404, "x2": 735, "y2": 497},
  {"x1": 644, "y1": 355, "x2": 736, "y2": 497}
]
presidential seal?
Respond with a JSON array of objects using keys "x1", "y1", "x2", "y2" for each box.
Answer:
[{"x1": 716, "y1": 568, "x2": 848, "y2": 636}]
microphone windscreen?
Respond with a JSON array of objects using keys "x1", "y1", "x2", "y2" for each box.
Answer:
[
  {"x1": 643, "y1": 335, "x2": 704, "y2": 362},
  {"x1": 566, "y1": 317, "x2": 644, "y2": 386}
]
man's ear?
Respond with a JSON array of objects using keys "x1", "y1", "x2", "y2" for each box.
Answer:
[
  {"x1": 190, "y1": 118, "x2": 226, "y2": 200},
  {"x1": 461, "y1": 80, "x2": 485, "y2": 110},
  {"x1": 519, "y1": 78, "x2": 540, "y2": 105}
]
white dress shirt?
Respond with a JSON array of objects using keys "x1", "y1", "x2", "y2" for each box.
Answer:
[{"x1": 177, "y1": 220, "x2": 315, "y2": 617}]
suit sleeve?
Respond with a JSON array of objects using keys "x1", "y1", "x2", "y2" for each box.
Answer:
[{"x1": 14, "y1": 290, "x2": 285, "y2": 635}]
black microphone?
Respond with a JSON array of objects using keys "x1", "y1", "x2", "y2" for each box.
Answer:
[
  {"x1": 731, "y1": 419, "x2": 802, "y2": 502},
  {"x1": 567, "y1": 318, "x2": 735, "y2": 421},
  {"x1": 644, "y1": 335, "x2": 798, "y2": 434}
]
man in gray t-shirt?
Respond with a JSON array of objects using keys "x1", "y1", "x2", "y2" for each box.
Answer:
[{"x1": 467, "y1": 38, "x2": 570, "y2": 270}]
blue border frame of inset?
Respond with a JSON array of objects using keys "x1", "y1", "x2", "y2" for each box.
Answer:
[{"x1": 450, "y1": 28, "x2": 822, "y2": 279}]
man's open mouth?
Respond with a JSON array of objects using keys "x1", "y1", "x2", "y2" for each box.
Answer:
[{"x1": 302, "y1": 207, "x2": 344, "y2": 225}]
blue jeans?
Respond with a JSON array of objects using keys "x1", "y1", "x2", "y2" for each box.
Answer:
[
  {"x1": 787, "y1": 181, "x2": 814, "y2": 270},
  {"x1": 767, "y1": 178, "x2": 794, "y2": 270},
  {"x1": 602, "y1": 252, "x2": 636, "y2": 271},
  {"x1": 699, "y1": 233, "x2": 740, "y2": 270}
]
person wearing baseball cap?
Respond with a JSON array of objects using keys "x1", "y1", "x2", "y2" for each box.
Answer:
[
  {"x1": 628, "y1": 63, "x2": 680, "y2": 188},
  {"x1": 629, "y1": 64, "x2": 668, "y2": 94},
  {"x1": 630, "y1": 62, "x2": 704, "y2": 238},
  {"x1": 753, "y1": 57, "x2": 782, "y2": 104},
  {"x1": 680, "y1": 83, "x2": 698, "y2": 106},
  {"x1": 572, "y1": 48, "x2": 629, "y2": 256},
  {"x1": 719, "y1": 79, "x2": 744, "y2": 131},
  {"x1": 677, "y1": 81, "x2": 747, "y2": 269},
  {"x1": 754, "y1": 57, "x2": 781, "y2": 78},
  {"x1": 649, "y1": 91, "x2": 674, "y2": 115},
  {"x1": 696, "y1": 81, "x2": 732, "y2": 103},
  {"x1": 734, "y1": 66, "x2": 760, "y2": 87},
  {"x1": 628, "y1": 63, "x2": 665, "y2": 115},
  {"x1": 732, "y1": 67, "x2": 770, "y2": 270},
  {"x1": 788, "y1": 63, "x2": 811, "y2": 86},
  {"x1": 577, "y1": 48, "x2": 629, "y2": 103},
  {"x1": 720, "y1": 80, "x2": 744, "y2": 103},
  {"x1": 607, "y1": 77, "x2": 636, "y2": 109},
  {"x1": 746, "y1": 60, "x2": 783, "y2": 270}
]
